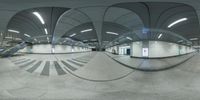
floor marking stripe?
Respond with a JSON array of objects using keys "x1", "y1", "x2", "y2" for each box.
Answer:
[
  {"x1": 67, "y1": 60, "x2": 84, "y2": 67},
  {"x1": 19, "y1": 60, "x2": 36, "y2": 68},
  {"x1": 12, "y1": 58, "x2": 26, "y2": 62},
  {"x1": 27, "y1": 61, "x2": 42, "y2": 73},
  {"x1": 72, "y1": 59, "x2": 87, "y2": 63},
  {"x1": 40, "y1": 61, "x2": 50, "y2": 76},
  {"x1": 54, "y1": 61, "x2": 66, "y2": 75},
  {"x1": 14, "y1": 59, "x2": 31, "y2": 65},
  {"x1": 61, "y1": 60, "x2": 77, "y2": 71}
]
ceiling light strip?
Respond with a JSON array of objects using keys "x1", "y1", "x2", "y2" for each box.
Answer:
[
  {"x1": 126, "y1": 37, "x2": 133, "y2": 40},
  {"x1": 158, "y1": 34, "x2": 162, "y2": 39},
  {"x1": 44, "y1": 28, "x2": 48, "y2": 34},
  {"x1": 8, "y1": 29, "x2": 20, "y2": 33},
  {"x1": 24, "y1": 34, "x2": 30, "y2": 37},
  {"x1": 190, "y1": 38, "x2": 198, "y2": 41},
  {"x1": 33, "y1": 12, "x2": 45, "y2": 24},
  {"x1": 81, "y1": 29, "x2": 93, "y2": 33},
  {"x1": 168, "y1": 18, "x2": 187, "y2": 28},
  {"x1": 106, "y1": 31, "x2": 119, "y2": 35},
  {"x1": 69, "y1": 33, "x2": 76, "y2": 37}
]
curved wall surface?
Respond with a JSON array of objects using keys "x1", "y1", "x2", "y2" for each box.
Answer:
[{"x1": 106, "y1": 41, "x2": 196, "y2": 58}]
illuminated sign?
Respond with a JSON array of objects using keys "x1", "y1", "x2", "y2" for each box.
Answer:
[{"x1": 142, "y1": 48, "x2": 149, "y2": 57}]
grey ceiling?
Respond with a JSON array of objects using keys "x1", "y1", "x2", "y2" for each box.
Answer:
[{"x1": 1, "y1": 0, "x2": 200, "y2": 47}]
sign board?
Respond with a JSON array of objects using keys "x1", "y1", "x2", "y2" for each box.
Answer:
[{"x1": 142, "y1": 48, "x2": 148, "y2": 57}]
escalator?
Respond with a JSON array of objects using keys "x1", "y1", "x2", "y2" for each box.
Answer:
[{"x1": 0, "y1": 42, "x2": 26, "y2": 57}]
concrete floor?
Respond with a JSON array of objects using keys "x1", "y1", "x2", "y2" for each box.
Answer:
[
  {"x1": 105, "y1": 52, "x2": 195, "y2": 71},
  {"x1": 0, "y1": 52, "x2": 200, "y2": 100}
]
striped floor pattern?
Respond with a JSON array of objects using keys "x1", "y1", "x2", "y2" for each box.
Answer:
[{"x1": 9, "y1": 53, "x2": 96, "y2": 76}]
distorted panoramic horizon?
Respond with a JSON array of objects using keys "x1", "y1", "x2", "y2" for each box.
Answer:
[{"x1": 0, "y1": 0, "x2": 200, "y2": 100}]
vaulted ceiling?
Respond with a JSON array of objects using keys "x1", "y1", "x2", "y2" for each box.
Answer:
[{"x1": 1, "y1": 0, "x2": 200, "y2": 48}]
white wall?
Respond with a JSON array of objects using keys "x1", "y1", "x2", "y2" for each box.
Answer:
[
  {"x1": 131, "y1": 42, "x2": 142, "y2": 57},
  {"x1": 54, "y1": 45, "x2": 72, "y2": 53},
  {"x1": 19, "y1": 44, "x2": 91, "y2": 53},
  {"x1": 106, "y1": 46, "x2": 119, "y2": 54},
  {"x1": 149, "y1": 41, "x2": 179, "y2": 57},
  {"x1": 106, "y1": 41, "x2": 196, "y2": 58},
  {"x1": 179, "y1": 45, "x2": 186, "y2": 55},
  {"x1": 32, "y1": 44, "x2": 52, "y2": 53},
  {"x1": 119, "y1": 46, "x2": 130, "y2": 55}
]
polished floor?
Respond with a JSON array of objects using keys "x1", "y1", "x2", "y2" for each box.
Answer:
[{"x1": 0, "y1": 52, "x2": 200, "y2": 99}]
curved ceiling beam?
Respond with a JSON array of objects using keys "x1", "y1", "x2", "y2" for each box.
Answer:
[
  {"x1": 53, "y1": 9, "x2": 91, "y2": 44},
  {"x1": 76, "y1": 6, "x2": 108, "y2": 48}
]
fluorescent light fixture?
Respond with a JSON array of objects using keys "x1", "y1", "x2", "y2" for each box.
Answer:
[
  {"x1": 8, "y1": 29, "x2": 20, "y2": 33},
  {"x1": 178, "y1": 40, "x2": 183, "y2": 43},
  {"x1": 168, "y1": 18, "x2": 188, "y2": 28},
  {"x1": 83, "y1": 40, "x2": 88, "y2": 42},
  {"x1": 126, "y1": 37, "x2": 133, "y2": 40},
  {"x1": 106, "y1": 31, "x2": 119, "y2": 35},
  {"x1": 44, "y1": 28, "x2": 48, "y2": 34},
  {"x1": 190, "y1": 38, "x2": 198, "y2": 41},
  {"x1": 69, "y1": 33, "x2": 76, "y2": 37},
  {"x1": 15, "y1": 38, "x2": 22, "y2": 40},
  {"x1": 5, "y1": 37, "x2": 12, "y2": 39},
  {"x1": 47, "y1": 37, "x2": 50, "y2": 42},
  {"x1": 115, "y1": 42, "x2": 119, "y2": 44},
  {"x1": 33, "y1": 12, "x2": 45, "y2": 24},
  {"x1": 81, "y1": 29, "x2": 93, "y2": 33},
  {"x1": 158, "y1": 34, "x2": 162, "y2": 39},
  {"x1": 90, "y1": 39, "x2": 97, "y2": 41},
  {"x1": 24, "y1": 34, "x2": 30, "y2": 37}
]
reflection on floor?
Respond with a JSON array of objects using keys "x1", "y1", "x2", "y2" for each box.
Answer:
[
  {"x1": 105, "y1": 52, "x2": 195, "y2": 71},
  {"x1": 0, "y1": 52, "x2": 199, "y2": 100},
  {"x1": 9, "y1": 52, "x2": 97, "y2": 76}
]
